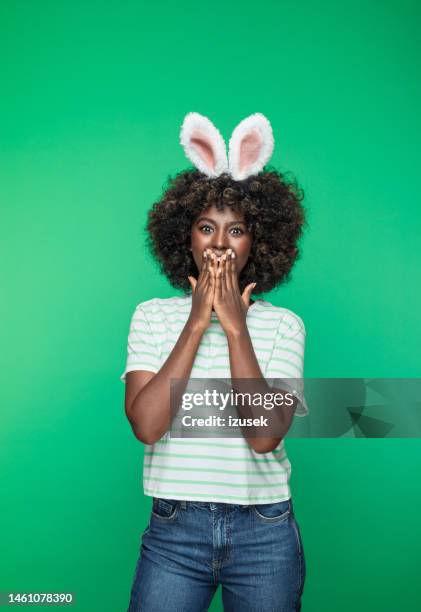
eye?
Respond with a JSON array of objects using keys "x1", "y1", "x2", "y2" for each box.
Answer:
[{"x1": 198, "y1": 224, "x2": 245, "y2": 236}]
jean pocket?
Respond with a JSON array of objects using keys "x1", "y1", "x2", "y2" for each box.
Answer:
[
  {"x1": 252, "y1": 498, "x2": 291, "y2": 523},
  {"x1": 151, "y1": 497, "x2": 179, "y2": 521}
]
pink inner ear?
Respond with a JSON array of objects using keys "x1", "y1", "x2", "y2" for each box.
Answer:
[
  {"x1": 239, "y1": 130, "x2": 262, "y2": 172},
  {"x1": 191, "y1": 130, "x2": 216, "y2": 172}
]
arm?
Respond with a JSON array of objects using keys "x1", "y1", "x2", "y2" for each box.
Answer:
[
  {"x1": 124, "y1": 249, "x2": 215, "y2": 444},
  {"x1": 125, "y1": 320, "x2": 205, "y2": 444},
  {"x1": 211, "y1": 250, "x2": 305, "y2": 454},
  {"x1": 227, "y1": 325, "x2": 297, "y2": 454}
]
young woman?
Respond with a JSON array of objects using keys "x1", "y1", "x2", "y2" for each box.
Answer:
[{"x1": 121, "y1": 113, "x2": 309, "y2": 611}]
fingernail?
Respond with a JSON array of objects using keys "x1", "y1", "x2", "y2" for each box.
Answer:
[{"x1": 231, "y1": 251, "x2": 235, "y2": 259}]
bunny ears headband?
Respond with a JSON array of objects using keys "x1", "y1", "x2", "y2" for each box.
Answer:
[{"x1": 180, "y1": 112, "x2": 275, "y2": 181}]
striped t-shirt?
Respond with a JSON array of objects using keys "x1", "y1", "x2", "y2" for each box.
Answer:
[{"x1": 120, "y1": 294, "x2": 308, "y2": 505}]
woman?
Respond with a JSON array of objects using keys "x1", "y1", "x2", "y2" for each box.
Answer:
[{"x1": 121, "y1": 113, "x2": 309, "y2": 611}]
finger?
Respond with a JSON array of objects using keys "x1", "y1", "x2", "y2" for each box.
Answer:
[
  {"x1": 230, "y1": 249, "x2": 240, "y2": 292},
  {"x1": 208, "y1": 252, "x2": 216, "y2": 280},
  {"x1": 188, "y1": 276, "x2": 197, "y2": 293},
  {"x1": 204, "y1": 251, "x2": 215, "y2": 297},
  {"x1": 214, "y1": 254, "x2": 222, "y2": 303},
  {"x1": 220, "y1": 253, "x2": 228, "y2": 298},
  {"x1": 205, "y1": 248, "x2": 214, "y2": 277},
  {"x1": 203, "y1": 249, "x2": 215, "y2": 292},
  {"x1": 225, "y1": 248, "x2": 233, "y2": 294},
  {"x1": 206, "y1": 258, "x2": 216, "y2": 302},
  {"x1": 210, "y1": 251, "x2": 218, "y2": 282},
  {"x1": 208, "y1": 250, "x2": 215, "y2": 275},
  {"x1": 203, "y1": 249, "x2": 212, "y2": 285},
  {"x1": 198, "y1": 248, "x2": 210, "y2": 287},
  {"x1": 242, "y1": 283, "x2": 255, "y2": 307}
]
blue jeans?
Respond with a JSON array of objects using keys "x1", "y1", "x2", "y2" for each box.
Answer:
[{"x1": 128, "y1": 497, "x2": 306, "y2": 611}]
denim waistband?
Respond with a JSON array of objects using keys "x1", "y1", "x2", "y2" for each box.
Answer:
[
  {"x1": 179, "y1": 500, "x2": 249, "y2": 511},
  {"x1": 154, "y1": 497, "x2": 292, "y2": 512},
  {"x1": 176, "y1": 500, "x2": 292, "y2": 511}
]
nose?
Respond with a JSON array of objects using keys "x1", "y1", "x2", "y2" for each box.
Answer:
[{"x1": 211, "y1": 229, "x2": 228, "y2": 255}]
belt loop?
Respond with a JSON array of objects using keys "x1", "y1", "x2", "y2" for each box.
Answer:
[
  {"x1": 180, "y1": 500, "x2": 187, "y2": 510},
  {"x1": 210, "y1": 502, "x2": 218, "y2": 511}
]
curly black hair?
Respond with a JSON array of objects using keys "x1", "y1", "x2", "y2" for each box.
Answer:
[{"x1": 145, "y1": 166, "x2": 306, "y2": 295}]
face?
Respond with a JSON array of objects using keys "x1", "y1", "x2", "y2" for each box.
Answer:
[{"x1": 190, "y1": 204, "x2": 252, "y2": 278}]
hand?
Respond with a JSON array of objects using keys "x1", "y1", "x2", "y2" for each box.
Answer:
[
  {"x1": 187, "y1": 248, "x2": 216, "y2": 333},
  {"x1": 211, "y1": 248, "x2": 256, "y2": 336}
]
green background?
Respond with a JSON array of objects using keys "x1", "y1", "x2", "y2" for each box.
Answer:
[{"x1": 1, "y1": 0, "x2": 420, "y2": 610}]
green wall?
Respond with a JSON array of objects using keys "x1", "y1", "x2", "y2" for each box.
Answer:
[{"x1": 1, "y1": 1, "x2": 420, "y2": 610}]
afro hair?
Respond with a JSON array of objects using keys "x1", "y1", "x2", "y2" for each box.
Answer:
[{"x1": 145, "y1": 167, "x2": 306, "y2": 296}]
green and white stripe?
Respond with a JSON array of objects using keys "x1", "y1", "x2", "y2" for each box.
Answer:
[{"x1": 120, "y1": 294, "x2": 307, "y2": 505}]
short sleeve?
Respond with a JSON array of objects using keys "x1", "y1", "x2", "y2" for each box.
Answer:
[
  {"x1": 119, "y1": 304, "x2": 161, "y2": 383},
  {"x1": 265, "y1": 316, "x2": 309, "y2": 417}
]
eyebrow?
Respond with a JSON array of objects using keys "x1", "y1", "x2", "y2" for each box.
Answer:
[{"x1": 195, "y1": 216, "x2": 247, "y2": 227}]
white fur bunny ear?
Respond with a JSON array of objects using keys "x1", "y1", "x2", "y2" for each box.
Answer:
[
  {"x1": 180, "y1": 112, "x2": 228, "y2": 178},
  {"x1": 228, "y1": 113, "x2": 274, "y2": 181}
]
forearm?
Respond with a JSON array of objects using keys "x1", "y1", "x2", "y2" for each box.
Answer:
[
  {"x1": 128, "y1": 319, "x2": 204, "y2": 444},
  {"x1": 227, "y1": 326, "x2": 292, "y2": 453}
]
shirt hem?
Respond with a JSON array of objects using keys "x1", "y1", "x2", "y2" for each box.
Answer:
[{"x1": 143, "y1": 488, "x2": 292, "y2": 505}]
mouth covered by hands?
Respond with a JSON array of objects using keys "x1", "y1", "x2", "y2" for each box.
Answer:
[{"x1": 206, "y1": 248, "x2": 256, "y2": 336}]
